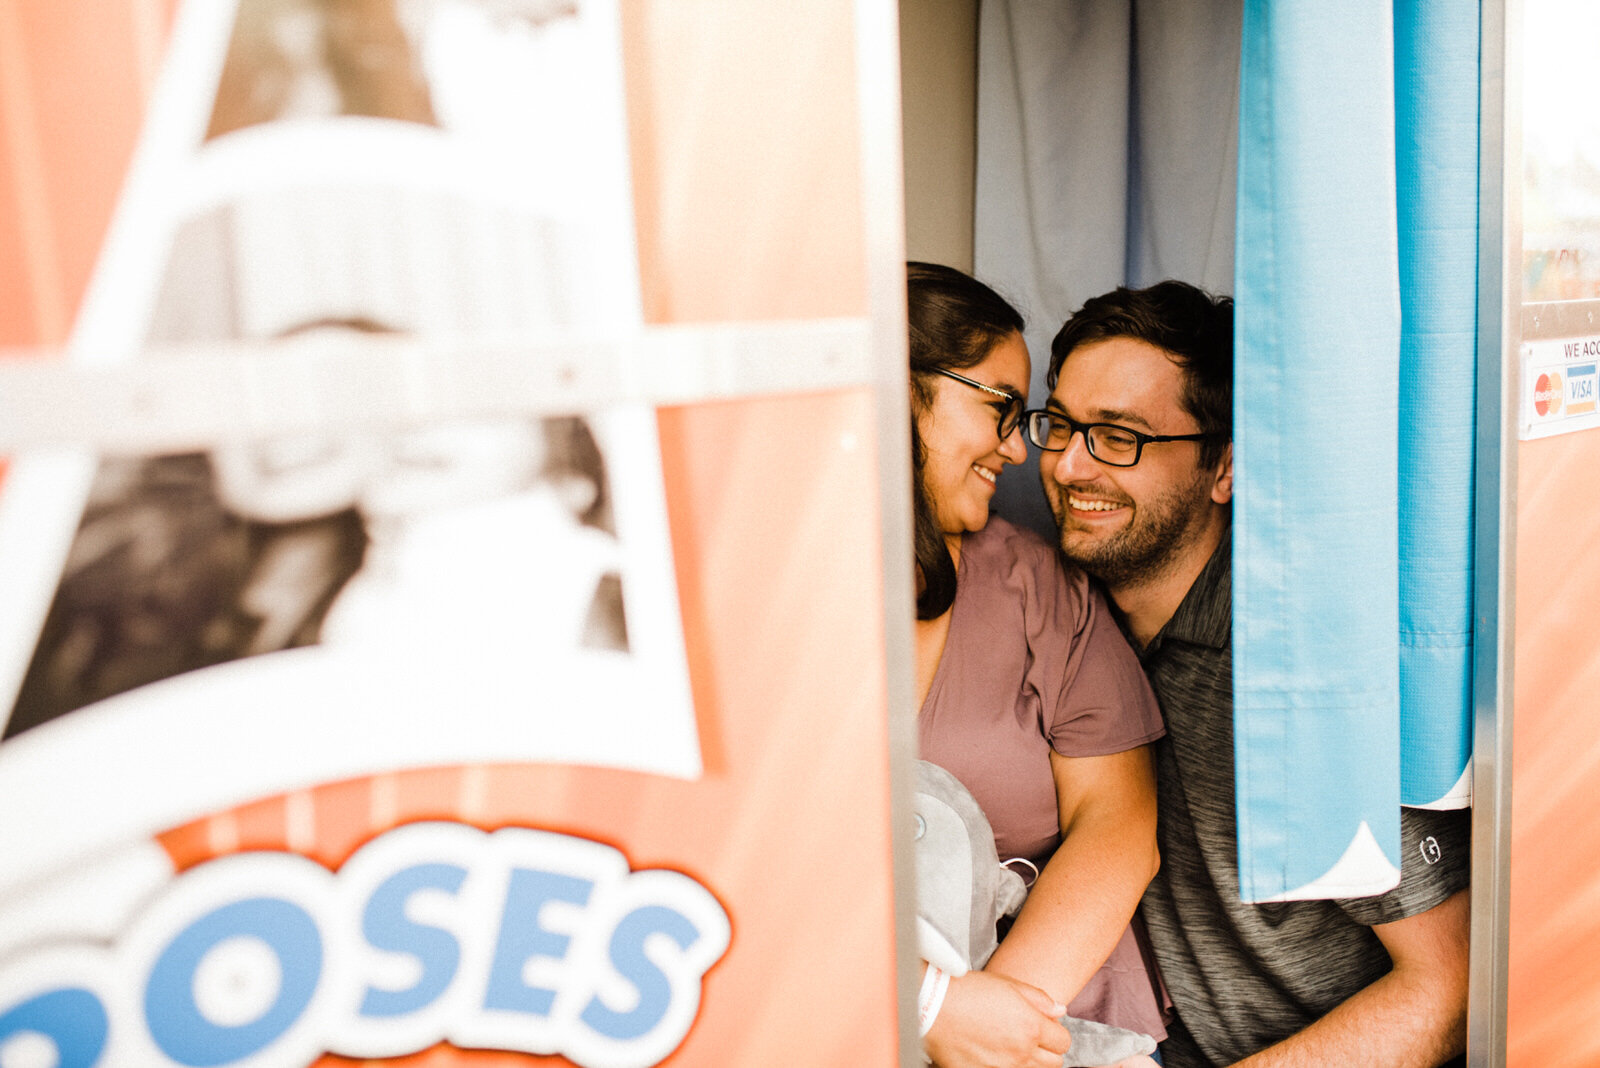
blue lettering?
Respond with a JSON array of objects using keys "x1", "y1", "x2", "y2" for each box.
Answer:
[
  {"x1": 359, "y1": 862, "x2": 467, "y2": 1017},
  {"x1": 580, "y1": 905, "x2": 700, "y2": 1041},
  {"x1": 144, "y1": 898, "x2": 321, "y2": 1066},
  {"x1": 483, "y1": 868, "x2": 593, "y2": 1016},
  {"x1": 0, "y1": 988, "x2": 108, "y2": 1068},
  {"x1": 0, "y1": 826, "x2": 730, "y2": 1067}
]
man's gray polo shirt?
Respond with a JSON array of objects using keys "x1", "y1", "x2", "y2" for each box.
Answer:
[{"x1": 1133, "y1": 529, "x2": 1470, "y2": 1067}]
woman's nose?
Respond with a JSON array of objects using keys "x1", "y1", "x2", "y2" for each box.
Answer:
[{"x1": 998, "y1": 421, "x2": 1029, "y2": 464}]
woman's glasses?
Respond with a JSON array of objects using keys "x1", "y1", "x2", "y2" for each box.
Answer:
[{"x1": 929, "y1": 368, "x2": 1024, "y2": 440}]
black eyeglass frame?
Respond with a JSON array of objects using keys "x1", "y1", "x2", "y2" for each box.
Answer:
[
  {"x1": 1021, "y1": 408, "x2": 1223, "y2": 467},
  {"x1": 928, "y1": 367, "x2": 1025, "y2": 440}
]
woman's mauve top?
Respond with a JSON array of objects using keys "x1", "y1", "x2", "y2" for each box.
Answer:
[{"x1": 918, "y1": 515, "x2": 1168, "y2": 1039}]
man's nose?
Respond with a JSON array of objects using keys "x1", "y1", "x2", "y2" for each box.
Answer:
[{"x1": 1048, "y1": 429, "x2": 1100, "y2": 483}]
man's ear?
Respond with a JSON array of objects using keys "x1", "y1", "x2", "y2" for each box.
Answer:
[{"x1": 1210, "y1": 442, "x2": 1234, "y2": 505}]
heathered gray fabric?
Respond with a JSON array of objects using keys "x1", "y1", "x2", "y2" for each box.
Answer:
[{"x1": 1135, "y1": 530, "x2": 1470, "y2": 1068}]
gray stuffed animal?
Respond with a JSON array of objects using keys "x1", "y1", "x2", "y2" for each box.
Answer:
[{"x1": 913, "y1": 760, "x2": 1158, "y2": 1067}]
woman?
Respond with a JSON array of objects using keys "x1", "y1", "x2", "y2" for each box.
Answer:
[{"x1": 908, "y1": 262, "x2": 1165, "y2": 1068}]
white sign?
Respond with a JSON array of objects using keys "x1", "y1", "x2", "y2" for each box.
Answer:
[{"x1": 1520, "y1": 336, "x2": 1600, "y2": 439}]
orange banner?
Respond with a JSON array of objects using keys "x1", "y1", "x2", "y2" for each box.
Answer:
[{"x1": 0, "y1": 2, "x2": 903, "y2": 1065}]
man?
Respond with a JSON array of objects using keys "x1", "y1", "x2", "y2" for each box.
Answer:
[{"x1": 1027, "y1": 281, "x2": 1470, "y2": 1067}]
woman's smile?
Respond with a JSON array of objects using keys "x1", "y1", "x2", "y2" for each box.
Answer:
[{"x1": 918, "y1": 331, "x2": 1032, "y2": 538}]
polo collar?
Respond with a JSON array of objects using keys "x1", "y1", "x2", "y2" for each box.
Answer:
[{"x1": 1145, "y1": 527, "x2": 1232, "y2": 657}]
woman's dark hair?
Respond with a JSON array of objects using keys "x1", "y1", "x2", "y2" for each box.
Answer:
[
  {"x1": 541, "y1": 415, "x2": 613, "y2": 533},
  {"x1": 1048, "y1": 281, "x2": 1233, "y2": 468},
  {"x1": 907, "y1": 261, "x2": 1024, "y2": 620}
]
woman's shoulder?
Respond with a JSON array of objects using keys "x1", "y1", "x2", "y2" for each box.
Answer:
[
  {"x1": 970, "y1": 513, "x2": 1050, "y2": 558},
  {"x1": 968, "y1": 515, "x2": 1091, "y2": 602},
  {"x1": 969, "y1": 514, "x2": 1071, "y2": 570}
]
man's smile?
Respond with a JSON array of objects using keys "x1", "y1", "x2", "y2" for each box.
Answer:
[{"x1": 1067, "y1": 493, "x2": 1125, "y2": 514}]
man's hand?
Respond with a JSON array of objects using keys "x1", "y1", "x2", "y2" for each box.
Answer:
[{"x1": 923, "y1": 969, "x2": 1073, "y2": 1068}]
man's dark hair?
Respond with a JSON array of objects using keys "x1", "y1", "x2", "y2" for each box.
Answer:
[
  {"x1": 1048, "y1": 281, "x2": 1233, "y2": 468},
  {"x1": 906, "y1": 261, "x2": 1024, "y2": 620}
]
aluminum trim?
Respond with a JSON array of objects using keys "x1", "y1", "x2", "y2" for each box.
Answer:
[
  {"x1": 1519, "y1": 299, "x2": 1600, "y2": 341},
  {"x1": 1468, "y1": 0, "x2": 1518, "y2": 1063},
  {"x1": 854, "y1": 0, "x2": 922, "y2": 1061}
]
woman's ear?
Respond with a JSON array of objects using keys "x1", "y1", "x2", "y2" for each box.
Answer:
[{"x1": 1210, "y1": 442, "x2": 1234, "y2": 505}]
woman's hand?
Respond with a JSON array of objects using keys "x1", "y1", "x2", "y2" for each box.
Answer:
[
  {"x1": 1108, "y1": 1058, "x2": 1160, "y2": 1068},
  {"x1": 923, "y1": 969, "x2": 1072, "y2": 1068}
]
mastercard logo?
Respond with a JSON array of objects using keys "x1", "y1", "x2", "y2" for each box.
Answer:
[{"x1": 1535, "y1": 372, "x2": 1565, "y2": 417}]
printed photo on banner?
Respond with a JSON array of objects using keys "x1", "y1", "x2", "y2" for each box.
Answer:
[{"x1": 0, "y1": 0, "x2": 698, "y2": 904}]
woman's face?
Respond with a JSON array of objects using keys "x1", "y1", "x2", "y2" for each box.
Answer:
[
  {"x1": 360, "y1": 419, "x2": 547, "y2": 519},
  {"x1": 211, "y1": 434, "x2": 379, "y2": 524},
  {"x1": 915, "y1": 331, "x2": 1031, "y2": 541}
]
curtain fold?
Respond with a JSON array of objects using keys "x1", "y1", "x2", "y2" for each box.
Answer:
[
  {"x1": 1234, "y1": 0, "x2": 1404, "y2": 902},
  {"x1": 975, "y1": 0, "x2": 1239, "y2": 538},
  {"x1": 1394, "y1": 0, "x2": 1478, "y2": 810}
]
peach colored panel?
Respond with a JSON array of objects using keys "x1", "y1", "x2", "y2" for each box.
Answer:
[
  {"x1": 621, "y1": 1, "x2": 868, "y2": 324},
  {"x1": 159, "y1": 391, "x2": 901, "y2": 1066},
  {"x1": 30, "y1": 1, "x2": 901, "y2": 1061},
  {"x1": 0, "y1": 0, "x2": 175, "y2": 349},
  {"x1": 1506, "y1": 428, "x2": 1600, "y2": 1067}
]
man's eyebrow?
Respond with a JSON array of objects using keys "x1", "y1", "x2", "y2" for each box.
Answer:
[{"x1": 1045, "y1": 397, "x2": 1155, "y2": 430}]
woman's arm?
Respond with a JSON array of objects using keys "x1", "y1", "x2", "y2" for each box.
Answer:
[{"x1": 983, "y1": 745, "x2": 1159, "y2": 1006}]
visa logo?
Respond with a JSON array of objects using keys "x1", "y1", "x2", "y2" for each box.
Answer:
[{"x1": 1569, "y1": 365, "x2": 1597, "y2": 413}]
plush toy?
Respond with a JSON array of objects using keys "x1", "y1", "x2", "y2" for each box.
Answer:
[{"x1": 913, "y1": 759, "x2": 1159, "y2": 1067}]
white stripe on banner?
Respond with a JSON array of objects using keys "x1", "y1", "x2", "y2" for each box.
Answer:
[{"x1": 0, "y1": 319, "x2": 875, "y2": 455}]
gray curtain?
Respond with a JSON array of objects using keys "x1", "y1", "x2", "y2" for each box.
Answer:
[{"x1": 975, "y1": 0, "x2": 1242, "y2": 534}]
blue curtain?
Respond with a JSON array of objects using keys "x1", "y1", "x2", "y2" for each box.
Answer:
[
  {"x1": 1234, "y1": 0, "x2": 1477, "y2": 902},
  {"x1": 1394, "y1": 1, "x2": 1478, "y2": 810},
  {"x1": 1234, "y1": 0, "x2": 1403, "y2": 902}
]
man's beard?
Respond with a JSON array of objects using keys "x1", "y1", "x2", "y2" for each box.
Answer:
[{"x1": 1049, "y1": 473, "x2": 1213, "y2": 590}]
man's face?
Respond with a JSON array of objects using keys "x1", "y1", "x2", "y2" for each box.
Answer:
[{"x1": 1040, "y1": 336, "x2": 1230, "y2": 590}]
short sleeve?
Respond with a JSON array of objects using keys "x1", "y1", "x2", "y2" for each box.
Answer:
[
  {"x1": 1011, "y1": 534, "x2": 1165, "y2": 757},
  {"x1": 1336, "y1": 806, "x2": 1471, "y2": 925}
]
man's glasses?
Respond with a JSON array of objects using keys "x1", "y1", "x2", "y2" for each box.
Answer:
[
  {"x1": 1022, "y1": 409, "x2": 1220, "y2": 467},
  {"x1": 930, "y1": 367, "x2": 1024, "y2": 440}
]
